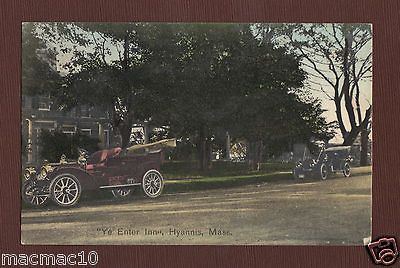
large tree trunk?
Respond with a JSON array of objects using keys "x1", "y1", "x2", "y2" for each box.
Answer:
[
  {"x1": 112, "y1": 105, "x2": 133, "y2": 148},
  {"x1": 225, "y1": 131, "x2": 231, "y2": 160},
  {"x1": 248, "y1": 140, "x2": 263, "y2": 171},
  {"x1": 360, "y1": 124, "x2": 370, "y2": 166},
  {"x1": 343, "y1": 106, "x2": 372, "y2": 146},
  {"x1": 334, "y1": 98, "x2": 347, "y2": 139},
  {"x1": 197, "y1": 128, "x2": 212, "y2": 171},
  {"x1": 205, "y1": 139, "x2": 212, "y2": 169},
  {"x1": 118, "y1": 123, "x2": 131, "y2": 148},
  {"x1": 117, "y1": 31, "x2": 133, "y2": 149},
  {"x1": 342, "y1": 128, "x2": 360, "y2": 146}
]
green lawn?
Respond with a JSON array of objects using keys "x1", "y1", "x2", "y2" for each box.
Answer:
[
  {"x1": 163, "y1": 172, "x2": 292, "y2": 194},
  {"x1": 161, "y1": 160, "x2": 294, "y2": 193},
  {"x1": 161, "y1": 160, "x2": 294, "y2": 178},
  {"x1": 161, "y1": 161, "x2": 372, "y2": 194}
]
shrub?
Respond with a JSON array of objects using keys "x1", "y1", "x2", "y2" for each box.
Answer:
[{"x1": 39, "y1": 129, "x2": 99, "y2": 162}]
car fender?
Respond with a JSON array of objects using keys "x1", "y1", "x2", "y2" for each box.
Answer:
[
  {"x1": 137, "y1": 160, "x2": 161, "y2": 179},
  {"x1": 47, "y1": 167, "x2": 99, "y2": 191}
]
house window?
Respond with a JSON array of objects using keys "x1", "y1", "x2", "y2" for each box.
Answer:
[
  {"x1": 81, "y1": 128, "x2": 92, "y2": 136},
  {"x1": 38, "y1": 102, "x2": 51, "y2": 111},
  {"x1": 38, "y1": 96, "x2": 51, "y2": 111},
  {"x1": 35, "y1": 120, "x2": 57, "y2": 130},
  {"x1": 62, "y1": 125, "x2": 76, "y2": 136}
]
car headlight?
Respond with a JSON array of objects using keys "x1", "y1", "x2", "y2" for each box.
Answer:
[
  {"x1": 40, "y1": 167, "x2": 47, "y2": 177},
  {"x1": 23, "y1": 170, "x2": 31, "y2": 180},
  {"x1": 23, "y1": 167, "x2": 36, "y2": 181},
  {"x1": 36, "y1": 167, "x2": 47, "y2": 180},
  {"x1": 38, "y1": 164, "x2": 53, "y2": 180}
]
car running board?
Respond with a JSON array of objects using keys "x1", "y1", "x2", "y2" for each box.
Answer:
[{"x1": 99, "y1": 183, "x2": 141, "y2": 189}]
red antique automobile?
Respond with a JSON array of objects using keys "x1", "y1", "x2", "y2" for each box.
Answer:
[{"x1": 22, "y1": 139, "x2": 176, "y2": 208}]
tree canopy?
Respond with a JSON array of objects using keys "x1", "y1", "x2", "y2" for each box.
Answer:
[
  {"x1": 22, "y1": 23, "x2": 61, "y2": 96},
  {"x1": 24, "y1": 22, "x2": 338, "y2": 170}
]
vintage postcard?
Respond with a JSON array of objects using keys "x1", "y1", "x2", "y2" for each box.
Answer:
[{"x1": 20, "y1": 22, "x2": 372, "y2": 246}]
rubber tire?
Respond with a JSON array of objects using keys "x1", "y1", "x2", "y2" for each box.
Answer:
[
  {"x1": 50, "y1": 173, "x2": 82, "y2": 207},
  {"x1": 111, "y1": 188, "x2": 134, "y2": 199},
  {"x1": 343, "y1": 162, "x2": 351, "y2": 177},
  {"x1": 320, "y1": 163, "x2": 328, "y2": 180},
  {"x1": 21, "y1": 180, "x2": 50, "y2": 207},
  {"x1": 142, "y1": 169, "x2": 164, "y2": 198}
]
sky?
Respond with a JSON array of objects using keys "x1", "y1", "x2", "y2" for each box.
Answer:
[
  {"x1": 319, "y1": 79, "x2": 371, "y2": 143},
  {"x1": 294, "y1": 24, "x2": 372, "y2": 143}
]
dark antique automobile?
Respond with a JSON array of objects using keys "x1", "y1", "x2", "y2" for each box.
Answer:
[
  {"x1": 292, "y1": 145, "x2": 352, "y2": 180},
  {"x1": 22, "y1": 139, "x2": 176, "y2": 207}
]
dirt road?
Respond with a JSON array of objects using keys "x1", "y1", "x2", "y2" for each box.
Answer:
[{"x1": 21, "y1": 174, "x2": 371, "y2": 245}]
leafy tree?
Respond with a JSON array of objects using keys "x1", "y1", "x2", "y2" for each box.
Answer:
[
  {"x1": 34, "y1": 23, "x2": 152, "y2": 148},
  {"x1": 31, "y1": 22, "x2": 338, "y2": 171},
  {"x1": 279, "y1": 23, "x2": 372, "y2": 165},
  {"x1": 221, "y1": 29, "x2": 335, "y2": 169},
  {"x1": 22, "y1": 23, "x2": 61, "y2": 95},
  {"x1": 131, "y1": 24, "x2": 252, "y2": 170}
]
